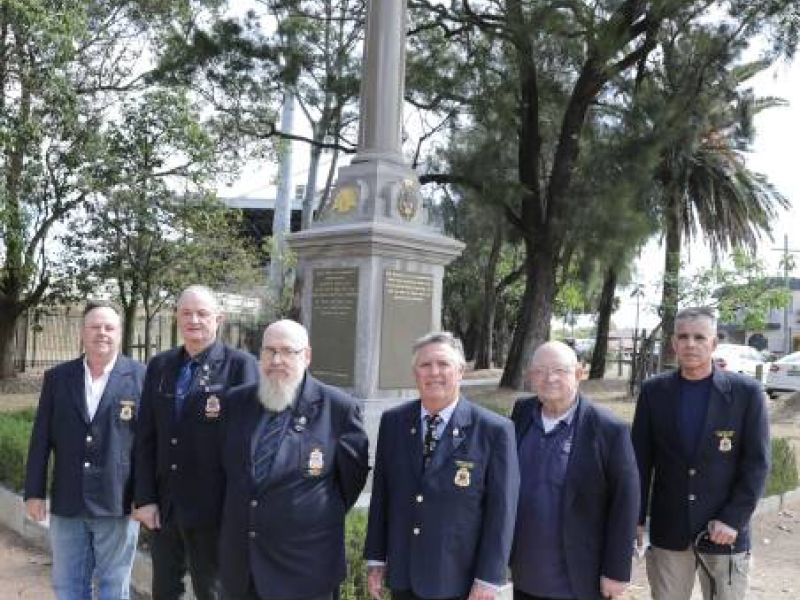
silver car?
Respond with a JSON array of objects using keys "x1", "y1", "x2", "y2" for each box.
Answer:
[{"x1": 766, "y1": 351, "x2": 800, "y2": 396}]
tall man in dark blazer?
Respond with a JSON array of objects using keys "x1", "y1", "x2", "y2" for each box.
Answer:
[
  {"x1": 365, "y1": 332, "x2": 519, "y2": 600},
  {"x1": 133, "y1": 285, "x2": 259, "y2": 600},
  {"x1": 25, "y1": 301, "x2": 145, "y2": 600},
  {"x1": 510, "y1": 341, "x2": 639, "y2": 600},
  {"x1": 632, "y1": 307, "x2": 770, "y2": 600},
  {"x1": 218, "y1": 319, "x2": 369, "y2": 600}
]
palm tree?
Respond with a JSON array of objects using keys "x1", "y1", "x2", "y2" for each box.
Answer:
[{"x1": 653, "y1": 49, "x2": 788, "y2": 364}]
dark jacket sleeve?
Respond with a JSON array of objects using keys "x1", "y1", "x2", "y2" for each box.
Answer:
[
  {"x1": 601, "y1": 421, "x2": 640, "y2": 582},
  {"x1": 474, "y1": 417, "x2": 520, "y2": 586},
  {"x1": 364, "y1": 412, "x2": 390, "y2": 562},
  {"x1": 631, "y1": 385, "x2": 653, "y2": 526},
  {"x1": 335, "y1": 399, "x2": 370, "y2": 511},
  {"x1": 134, "y1": 357, "x2": 161, "y2": 507},
  {"x1": 24, "y1": 368, "x2": 57, "y2": 499},
  {"x1": 717, "y1": 383, "x2": 770, "y2": 530}
]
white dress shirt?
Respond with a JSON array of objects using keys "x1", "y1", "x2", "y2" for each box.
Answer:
[{"x1": 84, "y1": 355, "x2": 117, "y2": 421}]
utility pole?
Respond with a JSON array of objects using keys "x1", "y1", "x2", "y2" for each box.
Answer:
[
  {"x1": 269, "y1": 91, "x2": 296, "y2": 305},
  {"x1": 772, "y1": 234, "x2": 800, "y2": 355}
]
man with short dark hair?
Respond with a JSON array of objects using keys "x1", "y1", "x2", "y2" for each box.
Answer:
[
  {"x1": 134, "y1": 285, "x2": 259, "y2": 600},
  {"x1": 218, "y1": 319, "x2": 369, "y2": 600},
  {"x1": 632, "y1": 306, "x2": 770, "y2": 600},
  {"x1": 25, "y1": 301, "x2": 145, "y2": 600},
  {"x1": 365, "y1": 331, "x2": 519, "y2": 600},
  {"x1": 510, "y1": 341, "x2": 639, "y2": 600}
]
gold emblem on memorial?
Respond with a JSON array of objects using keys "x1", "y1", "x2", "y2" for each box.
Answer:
[
  {"x1": 332, "y1": 185, "x2": 358, "y2": 214},
  {"x1": 396, "y1": 179, "x2": 419, "y2": 221}
]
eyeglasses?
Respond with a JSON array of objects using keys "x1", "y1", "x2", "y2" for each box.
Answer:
[
  {"x1": 530, "y1": 366, "x2": 573, "y2": 378},
  {"x1": 261, "y1": 346, "x2": 306, "y2": 360}
]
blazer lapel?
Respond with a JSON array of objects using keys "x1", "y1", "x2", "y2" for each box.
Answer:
[
  {"x1": 564, "y1": 396, "x2": 592, "y2": 507},
  {"x1": 69, "y1": 359, "x2": 90, "y2": 424},
  {"x1": 513, "y1": 398, "x2": 536, "y2": 447},
  {"x1": 404, "y1": 400, "x2": 424, "y2": 477},
  {"x1": 426, "y1": 398, "x2": 472, "y2": 476},
  {"x1": 661, "y1": 372, "x2": 685, "y2": 462}
]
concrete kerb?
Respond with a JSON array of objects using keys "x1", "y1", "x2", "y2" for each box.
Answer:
[{"x1": 0, "y1": 485, "x2": 155, "y2": 598}]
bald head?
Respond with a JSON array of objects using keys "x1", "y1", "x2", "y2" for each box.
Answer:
[
  {"x1": 178, "y1": 285, "x2": 220, "y2": 313},
  {"x1": 262, "y1": 319, "x2": 309, "y2": 349},
  {"x1": 176, "y1": 284, "x2": 223, "y2": 355},
  {"x1": 530, "y1": 341, "x2": 579, "y2": 368},
  {"x1": 527, "y1": 340, "x2": 582, "y2": 417}
]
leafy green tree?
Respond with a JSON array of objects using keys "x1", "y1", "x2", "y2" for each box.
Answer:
[{"x1": 63, "y1": 89, "x2": 262, "y2": 358}]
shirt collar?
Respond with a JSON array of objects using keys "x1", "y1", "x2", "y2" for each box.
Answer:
[
  {"x1": 83, "y1": 354, "x2": 117, "y2": 379},
  {"x1": 420, "y1": 396, "x2": 459, "y2": 427},
  {"x1": 536, "y1": 395, "x2": 579, "y2": 432}
]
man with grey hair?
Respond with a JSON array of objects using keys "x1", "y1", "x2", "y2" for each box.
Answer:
[
  {"x1": 365, "y1": 331, "x2": 519, "y2": 600},
  {"x1": 134, "y1": 285, "x2": 259, "y2": 600},
  {"x1": 218, "y1": 319, "x2": 369, "y2": 600},
  {"x1": 510, "y1": 341, "x2": 639, "y2": 600},
  {"x1": 632, "y1": 306, "x2": 769, "y2": 600}
]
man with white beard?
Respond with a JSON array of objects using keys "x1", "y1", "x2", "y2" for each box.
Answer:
[{"x1": 218, "y1": 319, "x2": 370, "y2": 600}]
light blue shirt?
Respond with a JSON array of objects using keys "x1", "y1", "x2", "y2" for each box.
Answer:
[{"x1": 420, "y1": 397, "x2": 459, "y2": 444}]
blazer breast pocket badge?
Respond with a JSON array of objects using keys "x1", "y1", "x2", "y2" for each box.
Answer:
[
  {"x1": 307, "y1": 447, "x2": 324, "y2": 477},
  {"x1": 454, "y1": 460, "x2": 474, "y2": 488},
  {"x1": 204, "y1": 395, "x2": 221, "y2": 419},
  {"x1": 119, "y1": 400, "x2": 135, "y2": 422},
  {"x1": 715, "y1": 430, "x2": 734, "y2": 452}
]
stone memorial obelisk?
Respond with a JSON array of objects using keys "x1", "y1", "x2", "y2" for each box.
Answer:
[{"x1": 287, "y1": 0, "x2": 464, "y2": 399}]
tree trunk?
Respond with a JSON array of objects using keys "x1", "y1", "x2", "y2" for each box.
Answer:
[
  {"x1": 500, "y1": 239, "x2": 557, "y2": 389},
  {"x1": 0, "y1": 306, "x2": 23, "y2": 378},
  {"x1": 121, "y1": 301, "x2": 137, "y2": 358},
  {"x1": 474, "y1": 225, "x2": 503, "y2": 369},
  {"x1": 660, "y1": 191, "x2": 682, "y2": 367},
  {"x1": 301, "y1": 133, "x2": 323, "y2": 229},
  {"x1": 589, "y1": 266, "x2": 617, "y2": 379}
]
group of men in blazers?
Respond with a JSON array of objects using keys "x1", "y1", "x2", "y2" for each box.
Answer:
[{"x1": 24, "y1": 299, "x2": 769, "y2": 600}]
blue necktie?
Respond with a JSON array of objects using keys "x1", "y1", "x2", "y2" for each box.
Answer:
[
  {"x1": 252, "y1": 410, "x2": 290, "y2": 485},
  {"x1": 174, "y1": 360, "x2": 197, "y2": 419}
]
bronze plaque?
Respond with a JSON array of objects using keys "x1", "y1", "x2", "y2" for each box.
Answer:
[
  {"x1": 380, "y1": 270, "x2": 433, "y2": 389},
  {"x1": 310, "y1": 268, "x2": 358, "y2": 387}
]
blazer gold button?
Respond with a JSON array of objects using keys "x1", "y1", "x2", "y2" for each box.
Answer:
[
  {"x1": 83, "y1": 462, "x2": 90, "y2": 468},
  {"x1": 412, "y1": 527, "x2": 421, "y2": 535},
  {"x1": 170, "y1": 464, "x2": 178, "y2": 471},
  {"x1": 86, "y1": 435, "x2": 92, "y2": 443},
  {"x1": 688, "y1": 494, "x2": 696, "y2": 501},
  {"x1": 688, "y1": 468, "x2": 696, "y2": 476},
  {"x1": 416, "y1": 495, "x2": 423, "y2": 503},
  {"x1": 249, "y1": 531, "x2": 257, "y2": 539},
  {"x1": 251, "y1": 499, "x2": 258, "y2": 508}
]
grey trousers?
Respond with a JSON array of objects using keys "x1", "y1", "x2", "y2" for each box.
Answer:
[{"x1": 646, "y1": 545, "x2": 751, "y2": 600}]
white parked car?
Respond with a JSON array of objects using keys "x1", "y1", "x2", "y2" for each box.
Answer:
[
  {"x1": 712, "y1": 343, "x2": 766, "y2": 383},
  {"x1": 766, "y1": 351, "x2": 800, "y2": 396}
]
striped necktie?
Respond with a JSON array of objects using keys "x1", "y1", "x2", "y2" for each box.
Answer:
[
  {"x1": 423, "y1": 413, "x2": 443, "y2": 469},
  {"x1": 252, "y1": 410, "x2": 291, "y2": 484}
]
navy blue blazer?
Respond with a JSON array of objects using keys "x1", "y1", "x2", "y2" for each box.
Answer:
[
  {"x1": 218, "y1": 373, "x2": 369, "y2": 600},
  {"x1": 133, "y1": 340, "x2": 258, "y2": 528},
  {"x1": 364, "y1": 397, "x2": 519, "y2": 599},
  {"x1": 510, "y1": 395, "x2": 640, "y2": 600},
  {"x1": 24, "y1": 355, "x2": 145, "y2": 517},
  {"x1": 631, "y1": 368, "x2": 770, "y2": 553}
]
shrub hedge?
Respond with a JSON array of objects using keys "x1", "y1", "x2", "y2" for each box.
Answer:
[
  {"x1": 765, "y1": 437, "x2": 799, "y2": 497},
  {"x1": 0, "y1": 407, "x2": 35, "y2": 493}
]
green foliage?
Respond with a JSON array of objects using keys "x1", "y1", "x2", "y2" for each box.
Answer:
[
  {"x1": 765, "y1": 438, "x2": 799, "y2": 497},
  {"x1": 341, "y1": 509, "x2": 369, "y2": 600},
  {"x1": 0, "y1": 409, "x2": 36, "y2": 493},
  {"x1": 680, "y1": 250, "x2": 791, "y2": 330}
]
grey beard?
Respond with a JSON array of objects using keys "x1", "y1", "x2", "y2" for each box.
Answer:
[{"x1": 258, "y1": 373, "x2": 301, "y2": 412}]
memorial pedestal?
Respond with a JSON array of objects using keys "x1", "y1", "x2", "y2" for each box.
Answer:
[{"x1": 288, "y1": 221, "x2": 463, "y2": 399}]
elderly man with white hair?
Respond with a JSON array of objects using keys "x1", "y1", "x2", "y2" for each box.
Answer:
[
  {"x1": 510, "y1": 341, "x2": 639, "y2": 600},
  {"x1": 218, "y1": 319, "x2": 370, "y2": 600}
]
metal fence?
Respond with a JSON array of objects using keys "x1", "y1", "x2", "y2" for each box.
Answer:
[{"x1": 13, "y1": 309, "x2": 267, "y2": 372}]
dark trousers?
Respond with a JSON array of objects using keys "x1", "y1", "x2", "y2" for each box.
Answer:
[
  {"x1": 151, "y1": 519, "x2": 221, "y2": 600},
  {"x1": 392, "y1": 591, "x2": 463, "y2": 600},
  {"x1": 223, "y1": 583, "x2": 333, "y2": 600},
  {"x1": 513, "y1": 590, "x2": 576, "y2": 600}
]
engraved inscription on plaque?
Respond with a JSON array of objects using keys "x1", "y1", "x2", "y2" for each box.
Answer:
[
  {"x1": 311, "y1": 268, "x2": 358, "y2": 387},
  {"x1": 379, "y1": 270, "x2": 433, "y2": 389}
]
